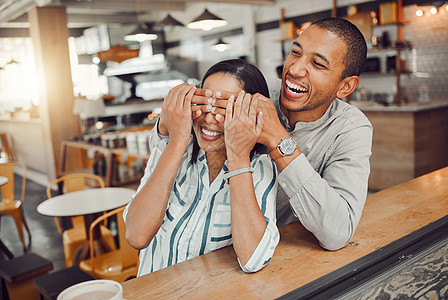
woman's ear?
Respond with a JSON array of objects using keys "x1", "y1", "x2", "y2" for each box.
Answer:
[{"x1": 336, "y1": 76, "x2": 359, "y2": 99}]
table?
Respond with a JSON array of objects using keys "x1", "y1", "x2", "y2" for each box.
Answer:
[
  {"x1": 0, "y1": 175, "x2": 14, "y2": 259},
  {"x1": 121, "y1": 167, "x2": 448, "y2": 299},
  {"x1": 37, "y1": 187, "x2": 135, "y2": 217},
  {"x1": 37, "y1": 187, "x2": 135, "y2": 256}
]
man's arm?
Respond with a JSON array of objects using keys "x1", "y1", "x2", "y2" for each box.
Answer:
[
  {"x1": 280, "y1": 125, "x2": 372, "y2": 250},
  {"x1": 255, "y1": 89, "x2": 372, "y2": 250}
]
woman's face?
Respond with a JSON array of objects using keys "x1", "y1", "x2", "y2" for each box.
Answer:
[{"x1": 193, "y1": 72, "x2": 243, "y2": 155}]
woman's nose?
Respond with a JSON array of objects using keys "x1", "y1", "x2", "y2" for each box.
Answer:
[{"x1": 204, "y1": 112, "x2": 218, "y2": 124}]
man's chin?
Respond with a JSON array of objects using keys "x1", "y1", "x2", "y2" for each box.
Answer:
[{"x1": 280, "y1": 96, "x2": 308, "y2": 113}]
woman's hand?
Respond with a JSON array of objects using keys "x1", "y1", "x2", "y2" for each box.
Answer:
[
  {"x1": 224, "y1": 91, "x2": 263, "y2": 164},
  {"x1": 158, "y1": 83, "x2": 196, "y2": 144}
]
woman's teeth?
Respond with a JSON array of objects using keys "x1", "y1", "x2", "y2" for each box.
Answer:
[
  {"x1": 202, "y1": 128, "x2": 223, "y2": 137},
  {"x1": 286, "y1": 79, "x2": 308, "y2": 94}
]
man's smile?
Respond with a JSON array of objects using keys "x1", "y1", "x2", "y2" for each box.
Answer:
[{"x1": 284, "y1": 78, "x2": 309, "y2": 101}]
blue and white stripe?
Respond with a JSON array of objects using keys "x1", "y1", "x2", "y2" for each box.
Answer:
[{"x1": 124, "y1": 136, "x2": 279, "y2": 276}]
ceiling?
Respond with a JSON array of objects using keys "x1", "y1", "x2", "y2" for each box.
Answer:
[{"x1": 0, "y1": 0, "x2": 274, "y2": 32}]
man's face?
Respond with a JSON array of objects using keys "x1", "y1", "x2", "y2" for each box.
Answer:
[{"x1": 281, "y1": 25, "x2": 348, "y2": 122}]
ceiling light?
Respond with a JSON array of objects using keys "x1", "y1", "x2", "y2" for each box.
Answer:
[
  {"x1": 155, "y1": 14, "x2": 184, "y2": 28},
  {"x1": 187, "y1": 9, "x2": 227, "y2": 31},
  {"x1": 210, "y1": 38, "x2": 231, "y2": 52},
  {"x1": 6, "y1": 59, "x2": 19, "y2": 65},
  {"x1": 124, "y1": 23, "x2": 158, "y2": 42}
]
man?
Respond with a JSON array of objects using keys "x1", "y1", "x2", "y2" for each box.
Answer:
[
  {"x1": 153, "y1": 17, "x2": 372, "y2": 251},
  {"x1": 254, "y1": 17, "x2": 372, "y2": 250}
]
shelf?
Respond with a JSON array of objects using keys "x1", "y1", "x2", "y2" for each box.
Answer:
[
  {"x1": 368, "y1": 45, "x2": 412, "y2": 52},
  {"x1": 60, "y1": 140, "x2": 150, "y2": 187},
  {"x1": 373, "y1": 21, "x2": 410, "y2": 27},
  {"x1": 361, "y1": 71, "x2": 412, "y2": 77}
]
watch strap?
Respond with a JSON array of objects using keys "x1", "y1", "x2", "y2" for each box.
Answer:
[{"x1": 269, "y1": 147, "x2": 283, "y2": 161}]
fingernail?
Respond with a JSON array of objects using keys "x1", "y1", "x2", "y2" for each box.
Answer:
[
  {"x1": 216, "y1": 91, "x2": 221, "y2": 97},
  {"x1": 207, "y1": 98, "x2": 213, "y2": 104},
  {"x1": 211, "y1": 107, "x2": 216, "y2": 113},
  {"x1": 206, "y1": 104, "x2": 212, "y2": 111},
  {"x1": 205, "y1": 90, "x2": 212, "y2": 97},
  {"x1": 229, "y1": 95, "x2": 234, "y2": 100}
]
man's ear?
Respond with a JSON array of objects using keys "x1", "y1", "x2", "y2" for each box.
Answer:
[{"x1": 336, "y1": 76, "x2": 359, "y2": 99}]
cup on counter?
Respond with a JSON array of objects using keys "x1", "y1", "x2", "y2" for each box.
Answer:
[{"x1": 57, "y1": 279, "x2": 123, "y2": 300}]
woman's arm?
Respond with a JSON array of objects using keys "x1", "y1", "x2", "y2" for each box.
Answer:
[
  {"x1": 225, "y1": 92, "x2": 279, "y2": 271},
  {"x1": 125, "y1": 83, "x2": 196, "y2": 250}
]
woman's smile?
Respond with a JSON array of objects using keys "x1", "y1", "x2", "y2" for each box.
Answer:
[{"x1": 200, "y1": 126, "x2": 224, "y2": 142}]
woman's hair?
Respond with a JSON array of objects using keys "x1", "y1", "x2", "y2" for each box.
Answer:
[
  {"x1": 192, "y1": 59, "x2": 269, "y2": 163},
  {"x1": 200, "y1": 59, "x2": 270, "y2": 98}
]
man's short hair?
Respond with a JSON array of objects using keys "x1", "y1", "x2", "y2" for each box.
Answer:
[{"x1": 311, "y1": 17, "x2": 367, "y2": 79}]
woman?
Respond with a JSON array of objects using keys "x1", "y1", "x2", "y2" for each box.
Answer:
[{"x1": 124, "y1": 59, "x2": 279, "y2": 276}]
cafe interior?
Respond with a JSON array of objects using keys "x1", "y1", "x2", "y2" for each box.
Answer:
[{"x1": 0, "y1": 0, "x2": 447, "y2": 298}]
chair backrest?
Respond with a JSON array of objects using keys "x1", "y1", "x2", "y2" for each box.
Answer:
[
  {"x1": 0, "y1": 161, "x2": 26, "y2": 203},
  {"x1": 88, "y1": 206, "x2": 139, "y2": 274},
  {"x1": 46, "y1": 173, "x2": 106, "y2": 234}
]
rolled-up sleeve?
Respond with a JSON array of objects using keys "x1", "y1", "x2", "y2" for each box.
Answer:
[{"x1": 239, "y1": 155, "x2": 280, "y2": 273}]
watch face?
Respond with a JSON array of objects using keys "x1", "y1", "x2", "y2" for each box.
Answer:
[{"x1": 280, "y1": 138, "x2": 297, "y2": 155}]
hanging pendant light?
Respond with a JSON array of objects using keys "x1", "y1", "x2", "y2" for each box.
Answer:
[
  {"x1": 124, "y1": 23, "x2": 158, "y2": 42},
  {"x1": 155, "y1": 14, "x2": 184, "y2": 28},
  {"x1": 210, "y1": 38, "x2": 231, "y2": 52},
  {"x1": 155, "y1": 0, "x2": 183, "y2": 29},
  {"x1": 187, "y1": 8, "x2": 227, "y2": 31},
  {"x1": 125, "y1": 0, "x2": 158, "y2": 42}
]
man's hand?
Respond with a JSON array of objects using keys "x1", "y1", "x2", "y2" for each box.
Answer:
[
  {"x1": 255, "y1": 93, "x2": 290, "y2": 151},
  {"x1": 192, "y1": 88, "x2": 238, "y2": 122}
]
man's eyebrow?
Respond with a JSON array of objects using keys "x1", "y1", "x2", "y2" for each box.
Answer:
[
  {"x1": 293, "y1": 41, "x2": 330, "y2": 66},
  {"x1": 292, "y1": 41, "x2": 302, "y2": 49}
]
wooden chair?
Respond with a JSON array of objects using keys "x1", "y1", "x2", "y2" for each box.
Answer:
[
  {"x1": 46, "y1": 173, "x2": 116, "y2": 268},
  {"x1": 0, "y1": 161, "x2": 31, "y2": 251},
  {"x1": 79, "y1": 206, "x2": 139, "y2": 282}
]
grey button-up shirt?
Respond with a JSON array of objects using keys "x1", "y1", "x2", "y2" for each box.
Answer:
[{"x1": 269, "y1": 79, "x2": 373, "y2": 250}]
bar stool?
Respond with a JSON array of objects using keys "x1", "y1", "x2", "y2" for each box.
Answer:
[{"x1": 0, "y1": 253, "x2": 53, "y2": 300}]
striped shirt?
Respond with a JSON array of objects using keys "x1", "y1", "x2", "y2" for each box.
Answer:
[{"x1": 124, "y1": 135, "x2": 279, "y2": 276}]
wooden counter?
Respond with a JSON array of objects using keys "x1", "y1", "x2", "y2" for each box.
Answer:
[
  {"x1": 353, "y1": 100, "x2": 448, "y2": 191},
  {"x1": 121, "y1": 167, "x2": 448, "y2": 299}
]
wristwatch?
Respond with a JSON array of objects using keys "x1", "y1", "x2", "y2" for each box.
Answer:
[{"x1": 269, "y1": 137, "x2": 298, "y2": 161}]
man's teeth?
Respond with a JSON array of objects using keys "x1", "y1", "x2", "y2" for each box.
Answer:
[
  {"x1": 202, "y1": 128, "x2": 222, "y2": 137},
  {"x1": 286, "y1": 80, "x2": 308, "y2": 93}
]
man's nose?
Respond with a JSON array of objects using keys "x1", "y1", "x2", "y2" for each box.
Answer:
[{"x1": 289, "y1": 57, "x2": 308, "y2": 78}]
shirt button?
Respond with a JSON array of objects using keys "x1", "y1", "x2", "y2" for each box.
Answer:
[{"x1": 281, "y1": 183, "x2": 287, "y2": 188}]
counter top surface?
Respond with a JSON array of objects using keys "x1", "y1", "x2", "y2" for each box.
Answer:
[
  {"x1": 350, "y1": 99, "x2": 448, "y2": 112},
  {"x1": 121, "y1": 167, "x2": 448, "y2": 299}
]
